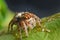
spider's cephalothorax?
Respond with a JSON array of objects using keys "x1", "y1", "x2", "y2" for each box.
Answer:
[{"x1": 8, "y1": 12, "x2": 50, "y2": 39}]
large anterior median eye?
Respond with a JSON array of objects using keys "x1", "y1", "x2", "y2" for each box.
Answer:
[
  {"x1": 16, "y1": 17, "x2": 21, "y2": 22},
  {"x1": 17, "y1": 17, "x2": 20, "y2": 20}
]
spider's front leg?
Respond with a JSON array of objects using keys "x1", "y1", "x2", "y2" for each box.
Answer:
[
  {"x1": 22, "y1": 21, "x2": 29, "y2": 37},
  {"x1": 17, "y1": 23, "x2": 22, "y2": 40},
  {"x1": 8, "y1": 20, "x2": 14, "y2": 33}
]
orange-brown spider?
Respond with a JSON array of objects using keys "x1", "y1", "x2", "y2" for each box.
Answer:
[{"x1": 8, "y1": 12, "x2": 50, "y2": 39}]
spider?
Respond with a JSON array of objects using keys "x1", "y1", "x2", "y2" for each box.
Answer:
[{"x1": 8, "y1": 12, "x2": 50, "y2": 39}]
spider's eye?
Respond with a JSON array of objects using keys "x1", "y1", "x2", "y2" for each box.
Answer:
[
  {"x1": 16, "y1": 17, "x2": 21, "y2": 20},
  {"x1": 16, "y1": 17, "x2": 21, "y2": 22}
]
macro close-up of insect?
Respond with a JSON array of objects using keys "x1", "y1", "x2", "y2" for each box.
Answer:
[{"x1": 8, "y1": 12, "x2": 50, "y2": 40}]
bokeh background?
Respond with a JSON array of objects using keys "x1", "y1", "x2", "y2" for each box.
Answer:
[
  {"x1": 0, "y1": 0, "x2": 60, "y2": 40},
  {"x1": 5, "y1": 0, "x2": 60, "y2": 17}
]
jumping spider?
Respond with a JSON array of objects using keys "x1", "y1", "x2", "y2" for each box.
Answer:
[{"x1": 8, "y1": 12, "x2": 50, "y2": 39}]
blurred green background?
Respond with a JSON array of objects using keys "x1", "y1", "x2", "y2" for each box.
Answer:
[
  {"x1": 0, "y1": 0, "x2": 60, "y2": 40},
  {"x1": 0, "y1": 0, "x2": 14, "y2": 30}
]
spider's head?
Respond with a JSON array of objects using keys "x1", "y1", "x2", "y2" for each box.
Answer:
[
  {"x1": 14, "y1": 12, "x2": 33, "y2": 22},
  {"x1": 14, "y1": 12, "x2": 26, "y2": 22},
  {"x1": 15, "y1": 12, "x2": 24, "y2": 18}
]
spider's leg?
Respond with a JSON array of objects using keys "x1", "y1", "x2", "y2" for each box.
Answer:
[
  {"x1": 27, "y1": 24, "x2": 33, "y2": 29},
  {"x1": 17, "y1": 23, "x2": 22, "y2": 40},
  {"x1": 8, "y1": 20, "x2": 13, "y2": 33},
  {"x1": 10, "y1": 23, "x2": 14, "y2": 33},
  {"x1": 22, "y1": 21, "x2": 29, "y2": 37},
  {"x1": 25, "y1": 21, "x2": 34, "y2": 34}
]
